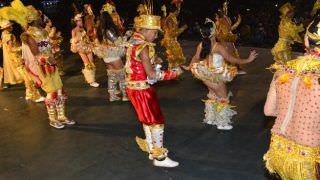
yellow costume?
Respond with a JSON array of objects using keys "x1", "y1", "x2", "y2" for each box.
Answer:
[
  {"x1": 1, "y1": 22, "x2": 43, "y2": 101},
  {"x1": 215, "y1": 1, "x2": 241, "y2": 57},
  {"x1": 1, "y1": 30, "x2": 23, "y2": 85},
  {"x1": 1, "y1": 0, "x2": 74, "y2": 129},
  {"x1": 272, "y1": 3, "x2": 304, "y2": 62},
  {"x1": 161, "y1": 8, "x2": 187, "y2": 69}
]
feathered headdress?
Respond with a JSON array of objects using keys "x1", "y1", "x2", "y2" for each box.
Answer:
[
  {"x1": 134, "y1": 0, "x2": 161, "y2": 31},
  {"x1": 200, "y1": 18, "x2": 216, "y2": 38},
  {"x1": 0, "y1": 0, "x2": 40, "y2": 28},
  {"x1": 102, "y1": 2, "x2": 116, "y2": 15}
]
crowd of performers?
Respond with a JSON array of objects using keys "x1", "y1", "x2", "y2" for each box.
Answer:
[{"x1": 0, "y1": 0, "x2": 318, "y2": 176}]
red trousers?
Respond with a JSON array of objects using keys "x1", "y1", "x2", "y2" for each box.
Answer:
[{"x1": 126, "y1": 87, "x2": 165, "y2": 125}]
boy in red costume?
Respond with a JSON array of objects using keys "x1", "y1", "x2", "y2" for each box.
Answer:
[{"x1": 125, "y1": 7, "x2": 183, "y2": 167}]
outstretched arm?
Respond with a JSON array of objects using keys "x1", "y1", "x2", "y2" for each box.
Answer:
[
  {"x1": 188, "y1": 43, "x2": 202, "y2": 68},
  {"x1": 140, "y1": 46, "x2": 182, "y2": 81},
  {"x1": 217, "y1": 43, "x2": 257, "y2": 65}
]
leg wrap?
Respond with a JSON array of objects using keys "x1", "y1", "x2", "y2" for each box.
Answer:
[
  {"x1": 45, "y1": 93, "x2": 58, "y2": 122},
  {"x1": 136, "y1": 124, "x2": 154, "y2": 154},
  {"x1": 82, "y1": 63, "x2": 96, "y2": 84},
  {"x1": 56, "y1": 92, "x2": 68, "y2": 121},
  {"x1": 204, "y1": 93, "x2": 237, "y2": 126},
  {"x1": 18, "y1": 66, "x2": 42, "y2": 101},
  {"x1": 117, "y1": 69, "x2": 128, "y2": 101},
  {"x1": 150, "y1": 124, "x2": 168, "y2": 160},
  {"x1": 107, "y1": 69, "x2": 120, "y2": 101}
]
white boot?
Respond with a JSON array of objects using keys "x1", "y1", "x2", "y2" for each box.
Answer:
[
  {"x1": 90, "y1": 82, "x2": 100, "y2": 88},
  {"x1": 153, "y1": 157, "x2": 179, "y2": 168}
]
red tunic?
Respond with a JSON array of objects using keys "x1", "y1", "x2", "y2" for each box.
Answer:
[{"x1": 125, "y1": 33, "x2": 164, "y2": 125}]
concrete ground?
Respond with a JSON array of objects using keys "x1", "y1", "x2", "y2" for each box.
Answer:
[{"x1": 0, "y1": 41, "x2": 279, "y2": 180}]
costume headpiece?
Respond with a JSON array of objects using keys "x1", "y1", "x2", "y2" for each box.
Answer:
[
  {"x1": 0, "y1": 0, "x2": 40, "y2": 28},
  {"x1": 171, "y1": 0, "x2": 183, "y2": 7},
  {"x1": 73, "y1": 13, "x2": 83, "y2": 22},
  {"x1": 279, "y1": 2, "x2": 294, "y2": 16},
  {"x1": 200, "y1": 18, "x2": 216, "y2": 38},
  {"x1": 134, "y1": 0, "x2": 161, "y2": 31},
  {"x1": 102, "y1": 2, "x2": 116, "y2": 15}
]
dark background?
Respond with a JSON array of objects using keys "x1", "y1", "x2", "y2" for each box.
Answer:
[{"x1": 0, "y1": 0, "x2": 317, "y2": 48}]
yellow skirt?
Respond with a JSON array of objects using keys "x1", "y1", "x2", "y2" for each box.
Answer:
[
  {"x1": 38, "y1": 68, "x2": 63, "y2": 93},
  {"x1": 264, "y1": 134, "x2": 320, "y2": 180}
]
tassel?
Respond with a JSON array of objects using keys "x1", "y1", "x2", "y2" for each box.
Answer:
[
  {"x1": 303, "y1": 76, "x2": 313, "y2": 88},
  {"x1": 278, "y1": 73, "x2": 290, "y2": 84}
]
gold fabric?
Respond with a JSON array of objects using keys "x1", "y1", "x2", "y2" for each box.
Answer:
[
  {"x1": 161, "y1": 12, "x2": 186, "y2": 69},
  {"x1": 134, "y1": 15, "x2": 161, "y2": 31},
  {"x1": 264, "y1": 134, "x2": 320, "y2": 180},
  {"x1": 272, "y1": 17, "x2": 304, "y2": 62},
  {"x1": 1, "y1": 30, "x2": 23, "y2": 84}
]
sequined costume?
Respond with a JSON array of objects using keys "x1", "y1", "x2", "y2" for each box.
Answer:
[
  {"x1": 215, "y1": 1, "x2": 241, "y2": 57},
  {"x1": 126, "y1": 31, "x2": 182, "y2": 163},
  {"x1": 93, "y1": 37, "x2": 127, "y2": 101},
  {"x1": 272, "y1": 3, "x2": 304, "y2": 62},
  {"x1": 45, "y1": 20, "x2": 64, "y2": 76},
  {"x1": 264, "y1": 24, "x2": 320, "y2": 178},
  {"x1": 1, "y1": 0, "x2": 75, "y2": 129},
  {"x1": 191, "y1": 45, "x2": 237, "y2": 126},
  {"x1": 1, "y1": 28, "x2": 42, "y2": 101},
  {"x1": 1, "y1": 30, "x2": 23, "y2": 85},
  {"x1": 70, "y1": 15, "x2": 98, "y2": 86},
  {"x1": 161, "y1": 6, "x2": 187, "y2": 69}
]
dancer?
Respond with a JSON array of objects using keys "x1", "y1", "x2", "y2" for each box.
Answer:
[
  {"x1": 271, "y1": 2, "x2": 304, "y2": 62},
  {"x1": 2, "y1": 0, "x2": 75, "y2": 129},
  {"x1": 215, "y1": 1, "x2": 243, "y2": 75},
  {"x1": 161, "y1": 0, "x2": 187, "y2": 69},
  {"x1": 0, "y1": 17, "x2": 44, "y2": 102},
  {"x1": 93, "y1": 7, "x2": 128, "y2": 102},
  {"x1": 102, "y1": 1, "x2": 125, "y2": 35},
  {"x1": 1, "y1": 20, "x2": 23, "y2": 87},
  {"x1": 264, "y1": 20, "x2": 320, "y2": 180},
  {"x1": 186, "y1": 19, "x2": 257, "y2": 130},
  {"x1": 71, "y1": 13, "x2": 99, "y2": 88},
  {"x1": 44, "y1": 17, "x2": 65, "y2": 76},
  {"x1": 126, "y1": 3, "x2": 183, "y2": 167}
]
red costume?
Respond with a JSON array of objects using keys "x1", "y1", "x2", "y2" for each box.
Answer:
[{"x1": 126, "y1": 33, "x2": 178, "y2": 125}]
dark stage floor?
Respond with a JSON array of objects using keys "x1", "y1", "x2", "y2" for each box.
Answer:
[{"x1": 0, "y1": 41, "x2": 278, "y2": 180}]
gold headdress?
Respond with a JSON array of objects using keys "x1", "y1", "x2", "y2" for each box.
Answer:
[
  {"x1": 134, "y1": 0, "x2": 161, "y2": 31},
  {"x1": 0, "y1": 0, "x2": 40, "y2": 28},
  {"x1": 279, "y1": 2, "x2": 294, "y2": 16},
  {"x1": 102, "y1": 3, "x2": 115, "y2": 15}
]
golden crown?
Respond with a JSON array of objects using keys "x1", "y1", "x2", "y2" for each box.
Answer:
[{"x1": 134, "y1": 0, "x2": 161, "y2": 30}]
